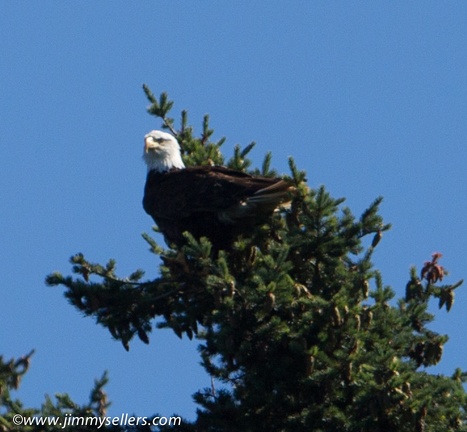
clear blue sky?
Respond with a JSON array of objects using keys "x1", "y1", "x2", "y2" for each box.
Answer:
[{"x1": 2, "y1": 2, "x2": 466, "y2": 421}]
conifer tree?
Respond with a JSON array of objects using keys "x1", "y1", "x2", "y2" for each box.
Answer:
[
  {"x1": 3, "y1": 86, "x2": 465, "y2": 431},
  {"x1": 0, "y1": 352, "x2": 112, "y2": 431}
]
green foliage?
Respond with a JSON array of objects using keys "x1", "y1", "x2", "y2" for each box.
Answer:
[
  {"x1": 1, "y1": 363, "x2": 111, "y2": 432},
  {"x1": 4, "y1": 86, "x2": 465, "y2": 431},
  {"x1": 0, "y1": 350, "x2": 35, "y2": 430}
]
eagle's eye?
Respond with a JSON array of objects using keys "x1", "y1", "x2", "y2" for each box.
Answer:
[{"x1": 152, "y1": 136, "x2": 167, "y2": 144}]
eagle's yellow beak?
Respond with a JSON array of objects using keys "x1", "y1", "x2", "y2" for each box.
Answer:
[{"x1": 144, "y1": 137, "x2": 158, "y2": 154}]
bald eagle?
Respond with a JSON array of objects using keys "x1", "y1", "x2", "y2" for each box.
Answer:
[{"x1": 142, "y1": 130, "x2": 294, "y2": 251}]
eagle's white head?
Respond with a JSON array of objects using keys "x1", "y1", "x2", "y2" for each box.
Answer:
[{"x1": 143, "y1": 130, "x2": 185, "y2": 173}]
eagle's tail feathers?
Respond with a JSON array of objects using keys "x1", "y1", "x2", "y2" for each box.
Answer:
[
  {"x1": 250, "y1": 181, "x2": 294, "y2": 205},
  {"x1": 219, "y1": 181, "x2": 295, "y2": 223}
]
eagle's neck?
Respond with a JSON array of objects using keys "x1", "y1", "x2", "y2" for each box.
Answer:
[{"x1": 145, "y1": 154, "x2": 185, "y2": 173}]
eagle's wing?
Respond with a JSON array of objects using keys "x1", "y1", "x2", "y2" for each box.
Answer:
[{"x1": 143, "y1": 166, "x2": 292, "y2": 221}]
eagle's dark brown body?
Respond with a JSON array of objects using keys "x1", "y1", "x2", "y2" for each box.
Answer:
[{"x1": 143, "y1": 165, "x2": 293, "y2": 251}]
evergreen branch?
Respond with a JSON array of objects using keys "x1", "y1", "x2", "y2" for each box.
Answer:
[
  {"x1": 288, "y1": 156, "x2": 307, "y2": 184},
  {"x1": 181, "y1": 110, "x2": 188, "y2": 133},
  {"x1": 201, "y1": 114, "x2": 214, "y2": 145},
  {"x1": 142, "y1": 83, "x2": 157, "y2": 104},
  {"x1": 261, "y1": 151, "x2": 273, "y2": 176},
  {"x1": 142, "y1": 84, "x2": 178, "y2": 136},
  {"x1": 240, "y1": 142, "x2": 256, "y2": 158}
]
